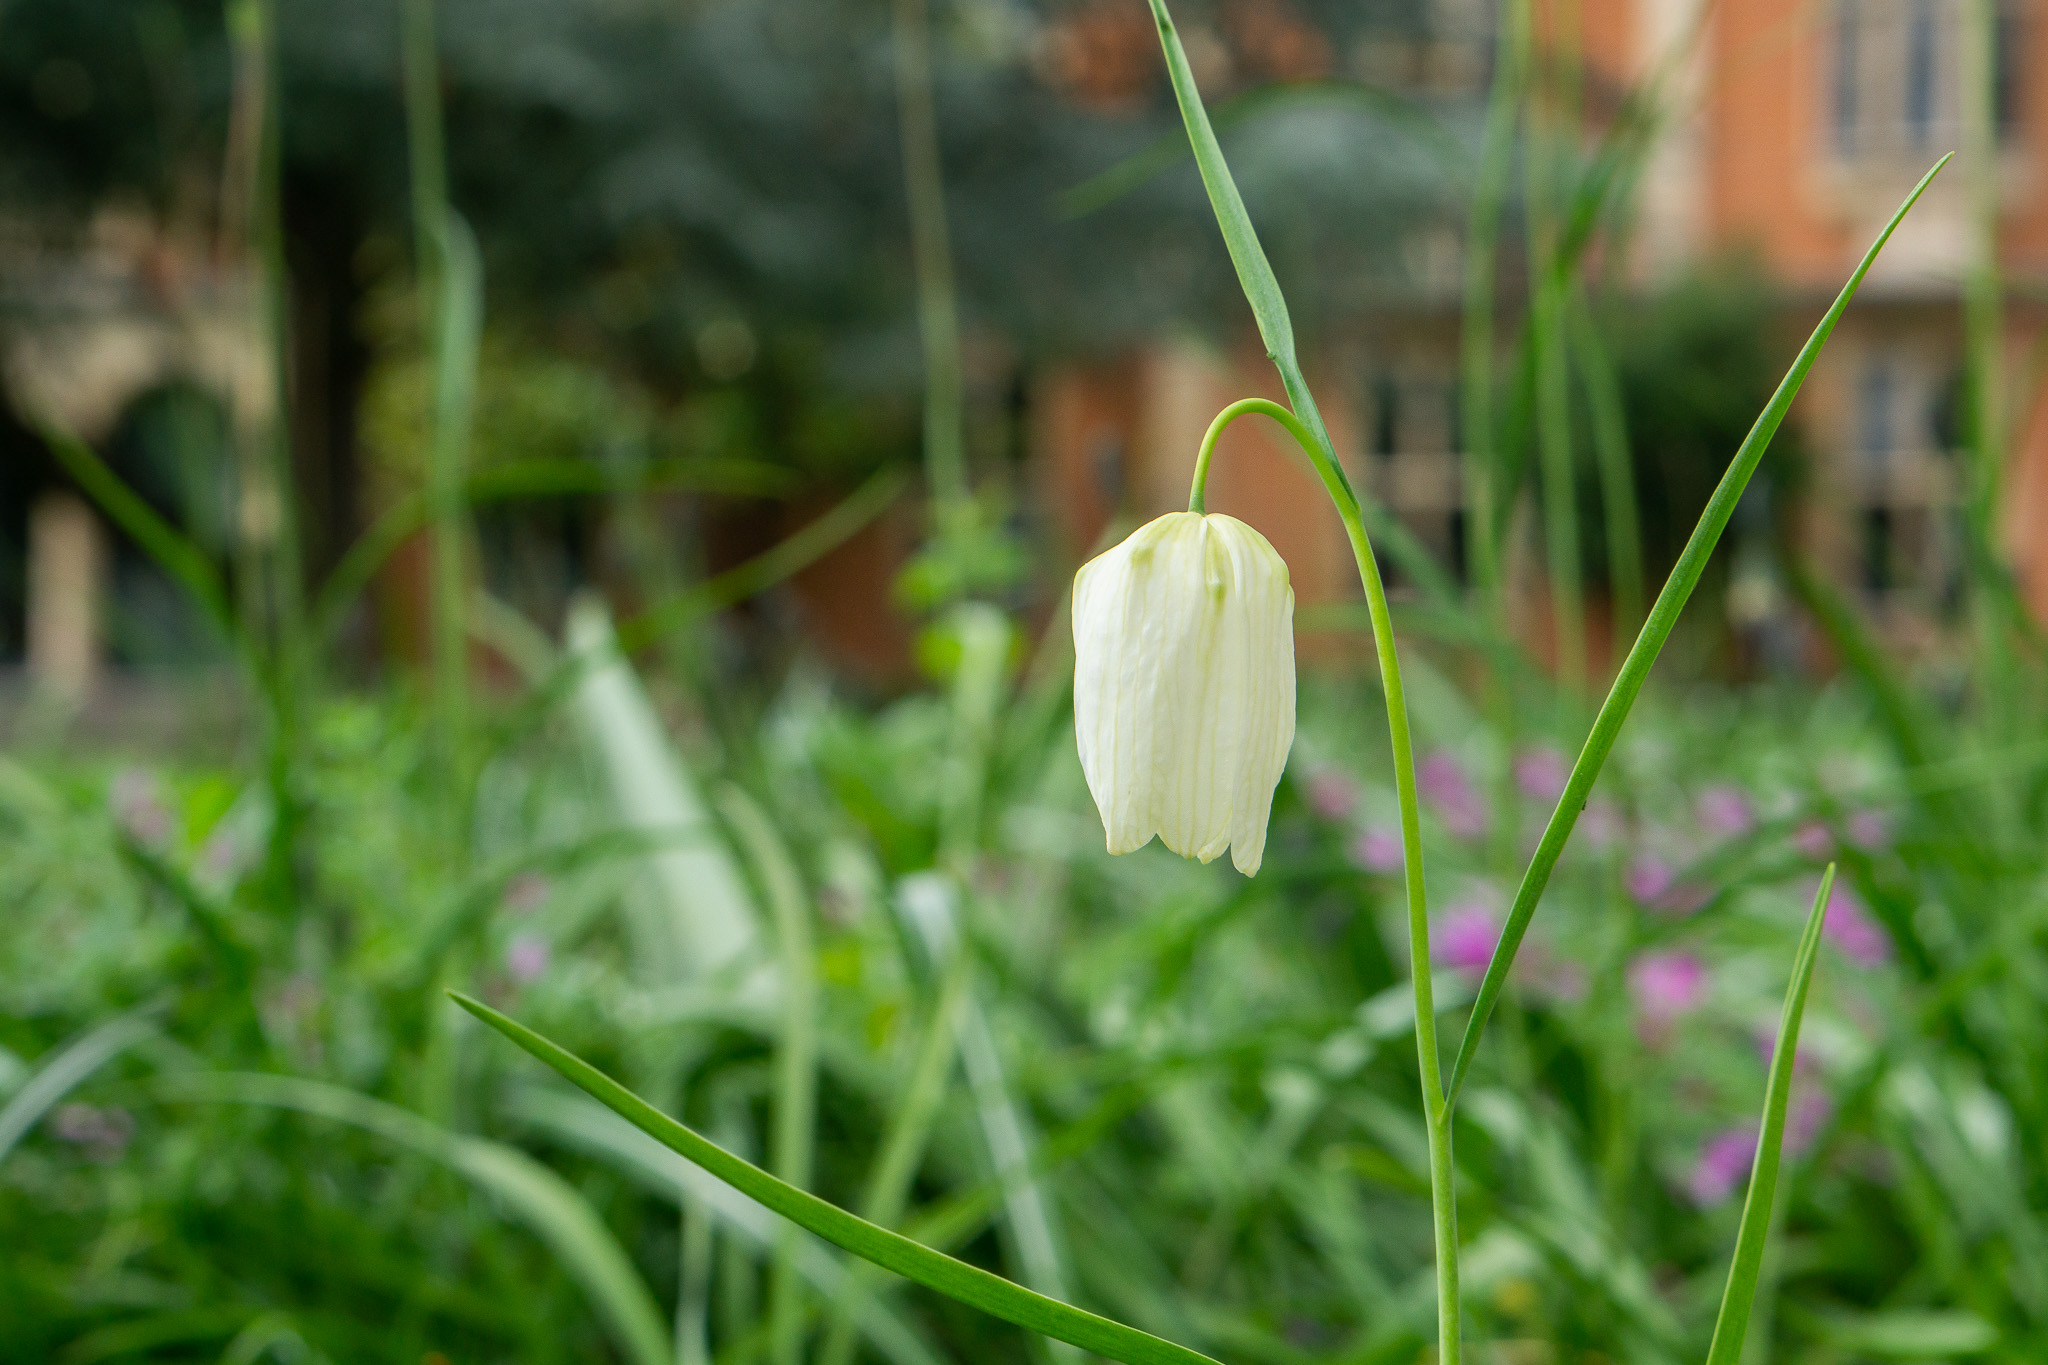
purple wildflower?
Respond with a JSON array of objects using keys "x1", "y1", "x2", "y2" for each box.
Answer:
[
  {"x1": 1578, "y1": 798, "x2": 1624, "y2": 854},
  {"x1": 1626, "y1": 853, "x2": 1705, "y2": 916},
  {"x1": 108, "y1": 768, "x2": 174, "y2": 847},
  {"x1": 1820, "y1": 880, "x2": 1889, "y2": 967},
  {"x1": 1349, "y1": 826, "x2": 1403, "y2": 874},
  {"x1": 52, "y1": 1103, "x2": 134, "y2": 1161},
  {"x1": 1514, "y1": 747, "x2": 1570, "y2": 803},
  {"x1": 1627, "y1": 855, "x2": 1675, "y2": 904},
  {"x1": 1793, "y1": 820, "x2": 1834, "y2": 860},
  {"x1": 502, "y1": 872, "x2": 551, "y2": 915},
  {"x1": 1433, "y1": 904, "x2": 1500, "y2": 974},
  {"x1": 1786, "y1": 1090, "x2": 1833, "y2": 1157},
  {"x1": 1306, "y1": 771, "x2": 1361, "y2": 821},
  {"x1": 1418, "y1": 751, "x2": 1487, "y2": 840},
  {"x1": 505, "y1": 934, "x2": 551, "y2": 984},
  {"x1": 1847, "y1": 808, "x2": 1893, "y2": 851},
  {"x1": 1687, "y1": 1127, "x2": 1758, "y2": 1208},
  {"x1": 1629, "y1": 952, "x2": 1710, "y2": 1042},
  {"x1": 1696, "y1": 784, "x2": 1755, "y2": 840}
]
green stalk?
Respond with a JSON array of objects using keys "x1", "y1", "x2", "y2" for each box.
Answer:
[
  {"x1": 400, "y1": 0, "x2": 475, "y2": 796},
  {"x1": 1459, "y1": 0, "x2": 1528, "y2": 604},
  {"x1": 722, "y1": 792, "x2": 820, "y2": 1365},
  {"x1": 1188, "y1": 396, "x2": 1458, "y2": 1363},
  {"x1": 1445, "y1": 157, "x2": 1950, "y2": 1106},
  {"x1": 401, "y1": 0, "x2": 450, "y2": 317},
  {"x1": 1148, "y1": 0, "x2": 1454, "y2": 1348},
  {"x1": 453, "y1": 993, "x2": 1224, "y2": 1365},
  {"x1": 427, "y1": 217, "x2": 481, "y2": 803},
  {"x1": 1703, "y1": 866, "x2": 1835, "y2": 1365},
  {"x1": 1959, "y1": 0, "x2": 2014, "y2": 738},
  {"x1": 891, "y1": 0, "x2": 967, "y2": 517},
  {"x1": 1571, "y1": 287, "x2": 1645, "y2": 637},
  {"x1": 1523, "y1": 77, "x2": 1586, "y2": 692}
]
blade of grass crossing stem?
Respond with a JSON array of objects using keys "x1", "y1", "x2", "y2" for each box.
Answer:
[
  {"x1": 720, "y1": 789, "x2": 819, "y2": 1365},
  {"x1": 1445, "y1": 155, "x2": 1950, "y2": 1108},
  {"x1": 1703, "y1": 866, "x2": 1835, "y2": 1365},
  {"x1": 451, "y1": 993, "x2": 1225, "y2": 1365},
  {"x1": 160, "y1": 1071, "x2": 670, "y2": 1365},
  {"x1": 36, "y1": 424, "x2": 237, "y2": 645}
]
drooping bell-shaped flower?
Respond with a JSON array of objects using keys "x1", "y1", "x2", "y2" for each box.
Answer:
[{"x1": 1072, "y1": 511, "x2": 1295, "y2": 875}]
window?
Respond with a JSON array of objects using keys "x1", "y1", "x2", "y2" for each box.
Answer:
[
  {"x1": 1905, "y1": 0, "x2": 1936, "y2": 148},
  {"x1": 1833, "y1": 0, "x2": 1861, "y2": 156},
  {"x1": 1996, "y1": 4, "x2": 2024, "y2": 137},
  {"x1": 1825, "y1": 0, "x2": 2016, "y2": 162},
  {"x1": 1857, "y1": 360, "x2": 1895, "y2": 466}
]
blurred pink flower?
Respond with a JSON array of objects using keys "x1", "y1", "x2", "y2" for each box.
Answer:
[
  {"x1": 1516, "y1": 943, "x2": 1589, "y2": 1004},
  {"x1": 506, "y1": 934, "x2": 551, "y2": 984},
  {"x1": 1514, "y1": 747, "x2": 1570, "y2": 803},
  {"x1": 1786, "y1": 1089, "x2": 1833, "y2": 1157},
  {"x1": 1349, "y1": 826, "x2": 1403, "y2": 874},
  {"x1": 1686, "y1": 1127, "x2": 1758, "y2": 1207},
  {"x1": 1847, "y1": 808, "x2": 1893, "y2": 852},
  {"x1": 108, "y1": 768, "x2": 174, "y2": 847},
  {"x1": 1626, "y1": 853, "x2": 1706, "y2": 915},
  {"x1": 53, "y1": 1103, "x2": 134, "y2": 1161},
  {"x1": 1627, "y1": 855, "x2": 1675, "y2": 903},
  {"x1": 1419, "y1": 751, "x2": 1487, "y2": 840},
  {"x1": 1819, "y1": 880, "x2": 1890, "y2": 967},
  {"x1": 503, "y1": 872, "x2": 551, "y2": 915},
  {"x1": 1696, "y1": 784, "x2": 1755, "y2": 840},
  {"x1": 1306, "y1": 771, "x2": 1361, "y2": 821},
  {"x1": 1578, "y1": 797, "x2": 1623, "y2": 854},
  {"x1": 1629, "y1": 952, "x2": 1709, "y2": 1042},
  {"x1": 1793, "y1": 820, "x2": 1834, "y2": 860},
  {"x1": 1433, "y1": 904, "x2": 1500, "y2": 974}
]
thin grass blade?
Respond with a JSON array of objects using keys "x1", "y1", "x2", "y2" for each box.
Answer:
[
  {"x1": 1445, "y1": 154, "x2": 1951, "y2": 1106},
  {"x1": 451, "y1": 993, "x2": 1225, "y2": 1365},
  {"x1": 1703, "y1": 865, "x2": 1836, "y2": 1365},
  {"x1": 36, "y1": 423, "x2": 236, "y2": 643}
]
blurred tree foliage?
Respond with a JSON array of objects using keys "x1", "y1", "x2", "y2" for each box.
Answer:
[{"x1": 0, "y1": 0, "x2": 1470, "y2": 488}]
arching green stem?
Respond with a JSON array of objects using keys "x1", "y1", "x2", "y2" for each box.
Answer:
[{"x1": 1185, "y1": 394, "x2": 1457, "y2": 1363}]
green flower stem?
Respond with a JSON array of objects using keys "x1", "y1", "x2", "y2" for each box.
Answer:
[
  {"x1": 1458, "y1": 0, "x2": 1525, "y2": 603},
  {"x1": 1571, "y1": 287, "x2": 1645, "y2": 638},
  {"x1": 1444, "y1": 156, "x2": 1950, "y2": 1108},
  {"x1": 1184, "y1": 395, "x2": 1458, "y2": 1365},
  {"x1": 891, "y1": 0, "x2": 968, "y2": 517},
  {"x1": 721, "y1": 791, "x2": 820, "y2": 1365}
]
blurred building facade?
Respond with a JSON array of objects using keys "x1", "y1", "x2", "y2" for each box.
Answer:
[{"x1": 1037, "y1": 0, "x2": 2045, "y2": 666}]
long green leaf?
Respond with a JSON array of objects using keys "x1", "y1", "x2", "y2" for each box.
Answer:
[
  {"x1": 36, "y1": 423, "x2": 237, "y2": 645},
  {"x1": 451, "y1": 993, "x2": 1224, "y2": 1365},
  {"x1": 1444, "y1": 155, "x2": 1951, "y2": 1106},
  {"x1": 1703, "y1": 865, "x2": 1836, "y2": 1365},
  {"x1": 160, "y1": 1071, "x2": 671, "y2": 1365},
  {"x1": 0, "y1": 1008, "x2": 159, "y2": 1164}
]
